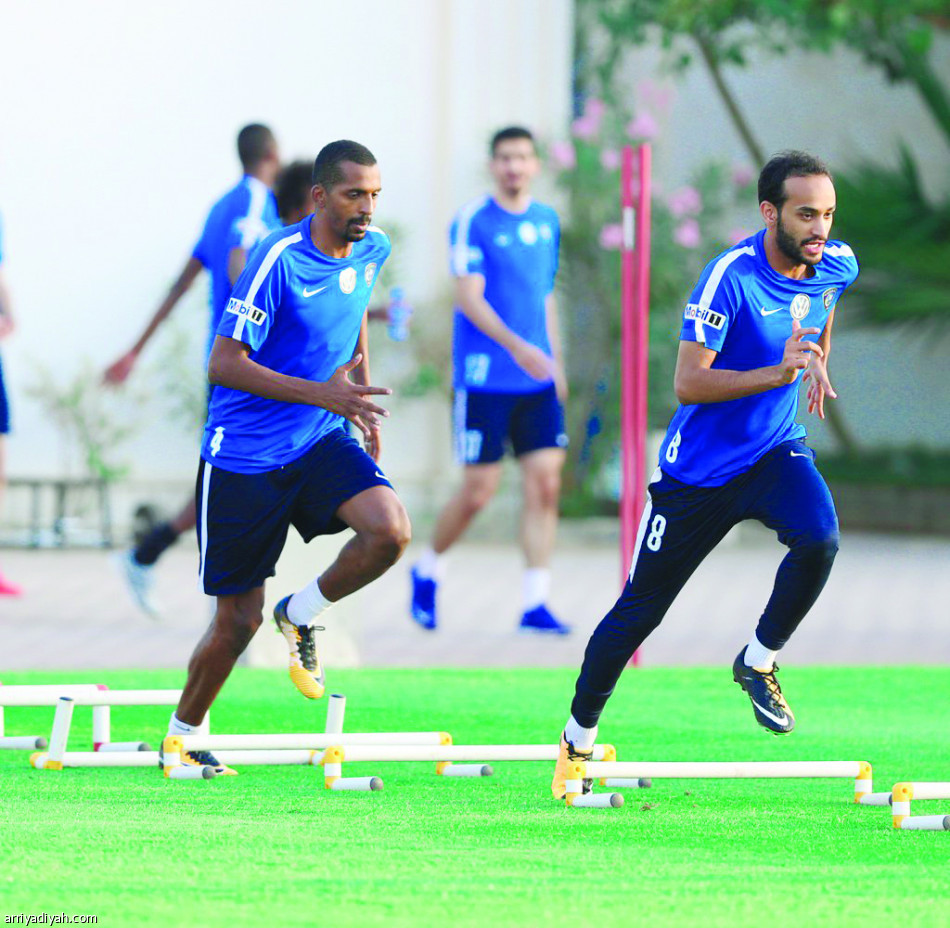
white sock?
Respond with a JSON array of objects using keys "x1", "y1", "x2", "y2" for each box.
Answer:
[
  {"x1": 287, "y1": 576, "x2": 332, "y2": 627},
  {"x1": 523, "y1": 567, "x2": 551, "y2": 612},
  {"x1": 414, "y1": 547, "x2": 444, "y2": 582},
  {"x1": 167, "y1": 712, "x2": 196, "y2": 738},
  {"x1": 563, "y1": 716, "x2": 597, "y2": 752},
  {"x1": 744, "y1": 634, "x2": 778, "y2": 671}
]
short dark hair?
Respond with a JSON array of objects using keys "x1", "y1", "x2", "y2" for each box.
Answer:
[
  {"x1": 491, "y1": 126, "x2": 535, "y2": 156},
  {"x1": 237, "y1": 124, "x2": 276, "y2": 170},
  {"x1": 275, "y1": 160, "x2": 314, "y2": 223},
  {"x1": 312, "y1": 140, "x2": 377, "y2": 190},
  {"x1": 758, "y1": 151, "x2": 832, "y2": 211}
]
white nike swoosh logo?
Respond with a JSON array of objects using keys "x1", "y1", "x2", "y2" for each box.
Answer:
[
  {"x1": 759, "y1": 307, "x2": 784, "y2": 316},
  {"x1": 751, "y1": 699, "x2": 789, "y2": 726},
  {"x1": 374, "y1": 471, "x2": 390, "y2": 481},
  {"x1": 302, "y1": 286, "x2": 327, "y2": 297},
  {"x1": 790, "y1": 451, "x2": 809, "y2": 458}
]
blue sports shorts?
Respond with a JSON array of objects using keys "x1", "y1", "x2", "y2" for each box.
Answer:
[
  {"x1": 196, "y1": 428, "x2": 392, "y2": 596},
  {"x1": 0, "y1": 352, "x2": 9, "y2": 434},
  {"x1": 453, "y1": 384, "x2": 567, "y2": 464}
]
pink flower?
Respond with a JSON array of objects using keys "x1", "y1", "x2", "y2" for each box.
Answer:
[
  {"x1": 584, "y1": 97, "x2": 606, "y2": 121},
  {"x1": 732, "y1": 164, "x2": 755, "y2": 187},
  {"x1": 668, "y1": 186, "x2": 702, "y2": 218},
  {"x1": 599, "y1": 223, "x2": 624, "y2": 250},
  {"x1": 673, "y1": 219, "x2": 701, "y2": 249},
  {"x1": 637, "y1": 80, "x2": 675, "y2": 113},
  {"x1": 625, "y1": 112, "x2": 659, "y2": 140},
  {"x1": 600, "y1": 148, "x2": 621, "y2": 171},
  {"x1": 571, "y1": 114, "x2": 599, "y2": 140},
  {"x1": 549, "y1": 140, "x2": 576, "y2": 170},
  {"x1": 729, "y1": 227, "x2": 753, "y2": 245}
]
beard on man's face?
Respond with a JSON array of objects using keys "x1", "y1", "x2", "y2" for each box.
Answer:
[{"x1": 776, "y1": 213, "x2": 824, "y2": 266}]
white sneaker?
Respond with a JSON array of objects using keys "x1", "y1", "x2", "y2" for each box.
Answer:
[{"x1": 113, "y1": 550, "x2": 161, "y2": 619}]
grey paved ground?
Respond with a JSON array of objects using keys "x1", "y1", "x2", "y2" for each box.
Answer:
[{"x1": 1, "y1": 524, "x2": 947, "y2": 671}]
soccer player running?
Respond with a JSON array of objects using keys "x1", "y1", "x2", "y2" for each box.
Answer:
[
  {"x1": 553, "y1": 151, "x2": 860, "y2": 797},
  {"x1": 165, "y1": 140, "x2": 410, "y2": 773},
  {"x1": 104, "y1": 124, "x2": 282, "y2": 617},
  {"x1": 0, "y1": 211, "x2": 22, "y2": 596},
  {"x1": 410, "y1": 126, "x2": 570, "y2": 634}
]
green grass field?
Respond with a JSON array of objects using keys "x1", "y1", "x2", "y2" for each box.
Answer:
[{"x1": 1, "y1": 666, "x2": 948, "y2": 927}]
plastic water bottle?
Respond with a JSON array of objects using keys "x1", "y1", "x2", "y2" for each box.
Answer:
[{"x1": 387, "y1": 287, "x2": 412, "y2": 341}]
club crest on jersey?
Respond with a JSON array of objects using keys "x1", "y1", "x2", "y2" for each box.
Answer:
[
  {"x1": 789, "y1": 294, "x2": 811, "y2": 320},
  {"x1": 822, "y1": 287, "x2": 838, "y2": 310},
  {"x1": 684, "y1": 303, "x2": 725, "y2": 330},
  {"x1": 339, "y1": 267, "x2": 357, "y2": 294},
  {"x1": 539, "y1": 223, "x2": 553, "y2": 241},
  {"x1": 225, "y1": 297, "x2": 266, "y2": 326},
  {"x1": 517, "y1": 221, "x2": 538, "y2": 245},
  {"x1": 364, "y1": 263, "x2": 377, "y2": 286}
]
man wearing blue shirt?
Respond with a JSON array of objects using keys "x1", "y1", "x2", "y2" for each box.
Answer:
[
  {"x1": 410, "y1": 126, "x2": 570, "y2": 635},
  {"x1": 553, "y1": 151, "x2": 859, "y2": 797},
  {"x1": 165, "y1": 140, "x2": 410, "y2": 773},
  {"x1": 104, "y1": 124, "x2": 282, "y2": 617},
  {"x1": 0, "y1": 212, "x2": 22, "y2": 596}
]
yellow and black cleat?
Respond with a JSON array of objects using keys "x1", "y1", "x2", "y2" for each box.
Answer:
[
  {"x1": 551, "y1": 733, "x2": 593, "y2": 799},
  {"x1": 274, "y1": 596, "x2": 326, "y2": 699}
]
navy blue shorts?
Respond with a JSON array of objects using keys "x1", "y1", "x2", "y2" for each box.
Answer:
[
  {"x1": 196, "y1": 428, "x2": 392, "y2": 596},
  {"x1": 0, "y1": 353, "x2": 9, "y2": 434},
  {"x1": 453, "y1": 384, "x2": 567, "y2": 464}
]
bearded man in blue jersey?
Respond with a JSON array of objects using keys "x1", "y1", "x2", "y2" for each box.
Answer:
[
  {"x1": 410, "y1": 126, "x2": 570, "y2": 635},
  {"x1": 553, "y1": 151, "x2": 860, "y2": 797},
  {"x1": 165, "y1": 140, "x2": 410, "y2": 773},
  {"x1": 104, "y1": 124, "x2": 282, "y2": 617}
]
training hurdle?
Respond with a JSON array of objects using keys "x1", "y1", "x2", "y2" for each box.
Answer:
[
  {"x1": 561, "y1": 760, "x2": 873, "y2": 810},
  {"x1": 866, "y1": 782, "x2": 950, "y2": 831},
  {"x1": 29, "y1": 690, "x2": 201, "y2": 770},
  {"x1": 0, "y1": 682, "x2": 169, "y2": 751},
  {"x1": 311, "y1": 743, "x2": 627, "y2": 795}
]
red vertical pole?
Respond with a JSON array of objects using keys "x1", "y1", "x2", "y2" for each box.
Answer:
[{"x1": 620, "y1": 144, "x2": 651, "y2": 666}]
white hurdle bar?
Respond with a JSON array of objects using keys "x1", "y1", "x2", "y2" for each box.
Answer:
[
  {"x1": 562, "y1": 759, "x2": 873, "y2": 810},
  {"x1": 892, "y1": 782, "x2": 950, "y2": 831},
  {"x1": 0, "y1": 683, "x2": 103, "y2": 750}
]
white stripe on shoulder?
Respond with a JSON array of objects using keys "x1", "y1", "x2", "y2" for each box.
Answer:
[
  {"x1": 823, "y1": 243, "x2": 855, "y2": 258},
  {"x1": 231, "y1": 231, "x2": 302, "y2": 342},
  {"x1": 451, "y1": 194, "x2": 490, "y2": 276},
  {"x1": 693, "y1": 244, "x2": 754, "y2": 341}
]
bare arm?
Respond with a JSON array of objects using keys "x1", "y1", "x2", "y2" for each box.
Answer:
[
  {"x1": 227, "y1": 246, "x2": 248, "y2": 286},
  {"x1": 455, "y1": 275, "x2": 554, "y2": 382},
  {"x1": 803, "y1": 307, "x2": 838, "y2": 419},
  {"x1": 673, "y1": 320, "x2": 824, "y2": 405},
  {"x1": 103, "y1": 256, "x2": 204, "y2": 384},
  {"x1": 0, "y1": 268, "x2": 14, "y2": 340},
  {"x1": 544, "y1": 291, "x2": 568, "y2": 401},
  {"x1": 207, "y1": 335, "x2": 391, "y2": 442}
]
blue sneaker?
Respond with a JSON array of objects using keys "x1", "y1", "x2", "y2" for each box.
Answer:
[
  {"x1": 519, "y1": 605, "x2": 571, "y2": 635},
  {"x1": 410, "y1": 566, "x2": 437, "y2": 630}
]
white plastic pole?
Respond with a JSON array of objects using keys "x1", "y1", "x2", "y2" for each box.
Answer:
[
  {"x1": 900, "y1": 815, "x2": 950, "y2": 831},
  {"x1": 97, "y1": 741, "x2": 151, "y2": 753},
  {"x1": 92, "y1": 706, "x2": 111, "y2": 749},
  {"x1": 329, "y1": 776, "x2": 383, "y2": 791},
  {"x1": 440, "y1": 764, "x2": 493, "y2": 777},
  {"x1": 46, "y1": 698, "x2": 75, "y2": 767},
  {"x1": 903, "y1": 783, "x2": 950, "y2": 801},
  {"x1": 178, "y1": 731, "x2": 451, "y2": 751},
  {"x1": 325, "y1": 694, "x2": 346, "y2": 734},
  {"x1": 0, "y1": 684, "x2": 105, "y2": 706},
  {"x1": 34, "y1": 751, "x2": 161, "y2": 768},
  {"x1": 603, "y1": 777, "x2": 651, "y2": 789},
  {"x1": 1, "y1": 735, "x2": 47, "y2": 750},
  {"x1": 168, "y1": 765, "x2": 217, "y2": 780},
  {"x1": 585, "y1": 761, "x2": 865, "y2": 780},
  {"x1": 313, "y1": 743, "x2": 617, "y2": 763},
  {"x1": 570, "y1": 793, "x2": 624, "y2": 809}
]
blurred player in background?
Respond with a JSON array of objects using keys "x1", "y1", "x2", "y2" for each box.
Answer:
[
  {"x1": 0, "y1": 211, "x2": 22, "y2": 596},
  {"x1": 165, "y1": 141, "x2": 409, "y2": 773},
  {"x1": 410, "y1": 126, "x2": 569, "y2": 635},
  {"x1": 553, "y1": 151, "x2": 859, "y2": 798},
  {"x1": 103, "y1": 124, "x2": 282, "y2": 617}
]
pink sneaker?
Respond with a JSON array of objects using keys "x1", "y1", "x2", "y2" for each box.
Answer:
[{"x1": 0, "y1": 574, "x2": 23, "y2": 596}]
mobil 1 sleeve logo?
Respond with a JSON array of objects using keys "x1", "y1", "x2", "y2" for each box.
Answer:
[{"x1": 225, "y1": 297, "x2": 267, "y2": 326}]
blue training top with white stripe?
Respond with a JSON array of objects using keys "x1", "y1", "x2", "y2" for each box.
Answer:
[
  {"x1": 449, "y1": 196, "x2": 560, "y2": 393},
  {"x1": 658, "y1": 228, "x2": 859, "y2": 487},
  {"x1": 192, "y1": 175, "x2": 282, "y2": 360},
  {"x1": 200, "y1": 216, "x2": 391, "y2": 474}
]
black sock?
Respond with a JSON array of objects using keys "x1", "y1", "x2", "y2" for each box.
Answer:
[{"x1": 134, "y1": 522, "x2": 180, "y2": 566}]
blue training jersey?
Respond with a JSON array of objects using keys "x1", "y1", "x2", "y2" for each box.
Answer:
[
  {"x1": 658, "y1": 228, "x2": 859, "y2": 487},
  {"x1": 192, "y1": 175, "x2": 281, "y2": 360},
  {"x1": 449, "y1": 196, "x2": 560, "y2": 393},
  {"x1": 200, "y1": 217, "x2": 391, "y2": 474}
]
